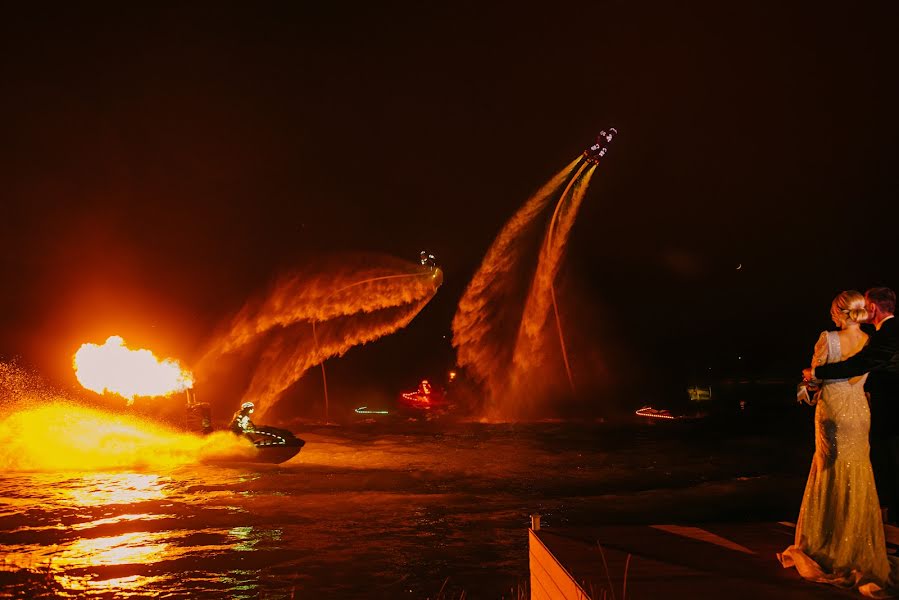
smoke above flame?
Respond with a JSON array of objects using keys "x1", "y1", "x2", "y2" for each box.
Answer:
[{"x1": 73, "y1": 335, "x2": 194, "y2": 402}]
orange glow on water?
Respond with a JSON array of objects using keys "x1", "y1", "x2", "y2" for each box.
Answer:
[
  {"x1": 73, "y1": 335, "x2": 194, "y2": 401},
  {"x1": 0, "y1": 469, "x2": 255, "y2": 593},
  {"x1": 63, "y1": 473, "x2": 167, "y2": 507},
  {"x1": 1, "y1": 473, "x2": 176, "y2": 592},
  {"x1": 0, "y1": 402, "x2": 257, "y2": 471},
  {"x1": 64, "y1": 531, "x2": 171, "y2": 567}
]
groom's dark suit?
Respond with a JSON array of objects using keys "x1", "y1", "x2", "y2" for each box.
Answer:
[{"x1": 815, "y1": 316, "x2": 899, "y2": 519}]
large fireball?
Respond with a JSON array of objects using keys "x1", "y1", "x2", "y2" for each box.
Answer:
[{"x1": 73, "y1": 335, "x2": 194, "y2": 401}]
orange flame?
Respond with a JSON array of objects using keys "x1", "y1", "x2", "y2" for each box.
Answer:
[{"x1": 73, "y1": 335, "x2": 194, "y2": 401}]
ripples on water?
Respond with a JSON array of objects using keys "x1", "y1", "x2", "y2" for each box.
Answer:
[{"x1": 0, "y1": 412, "x2": 814, "y2": 599}]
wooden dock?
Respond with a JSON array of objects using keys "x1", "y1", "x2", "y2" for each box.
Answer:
[{"x1": 529, "y1": 520, "x2": 899, "y2": 599}]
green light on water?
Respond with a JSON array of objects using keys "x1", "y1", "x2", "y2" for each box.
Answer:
[{"x1": 355, "y1": 406, "x2": 389, "y2": 415}]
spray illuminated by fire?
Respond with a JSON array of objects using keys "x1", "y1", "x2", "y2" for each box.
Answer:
[
  {"x1": 198, "y1": 253, "x2": 443, "y2": 418},
  {"x1": 452, "y1": 159, "x2": 578, "y2": 415},
  {"x1": 73, "y1": 335, "x2": 194, "y2": 403},
  {"x1": 508, "y1": 162, "x2": 597, "y2": 410},
  {"x1": 452, "y1": 130, "x2": 615, "y2": 420}
]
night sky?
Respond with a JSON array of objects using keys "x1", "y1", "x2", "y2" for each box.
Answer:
[{"x1": 2, "y1": 3, "x2": 897, "y2": 410}]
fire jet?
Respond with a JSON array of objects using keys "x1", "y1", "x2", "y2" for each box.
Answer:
[{"x1": 581, "y1": 128, "x2": 617, "y2": 164}]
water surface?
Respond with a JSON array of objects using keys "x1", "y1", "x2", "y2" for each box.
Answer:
[{"x1": 0, "y1": 412, "x2": 814, "y2": 598}]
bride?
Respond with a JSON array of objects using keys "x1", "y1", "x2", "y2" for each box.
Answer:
[{"x1": 780, "y1": 290, "x2": 896, "y2": 596}]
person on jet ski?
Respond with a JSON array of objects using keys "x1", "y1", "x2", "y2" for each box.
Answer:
[{"x1": 230, "y1": 401, "x2": 257, "y2": 434}]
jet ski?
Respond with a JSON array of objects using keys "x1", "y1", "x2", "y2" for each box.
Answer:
[
  {"x1": 186, "y1": 397, "x2": 305, "y2": 464},
  {"x1": 635, "y1": 405, "x2": 675, "y2": 420},
  {"x1": 397, "y1": 379, "x2": 452, "y2": 419},
  {"x1": 634, "y1": 405, "x2": 707, "y2": 422},
  {"x1": 229, "y1": 402, "x2": 305, "y2": 464},
  {"x1": 241, "y1": 424, "x2": 305, "y2": 464}
]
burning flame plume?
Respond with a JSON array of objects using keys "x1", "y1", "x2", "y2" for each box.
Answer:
[
  {"x1": 198, "y1": 254, "x2": 442, "y2": 418},
  {"x1": 452, "y1": 156, "x2": 600, "y2": 420},
  {"x1": 73, "y1": 336, "x2": 194, "y2": 402}
]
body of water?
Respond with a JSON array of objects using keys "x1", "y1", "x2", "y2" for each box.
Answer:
[{"x1": 1, "y1": 404, "x2": 815, "y2": 599}]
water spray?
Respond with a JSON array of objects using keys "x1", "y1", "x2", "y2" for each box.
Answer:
[
  {"x1": 451, "y1": 158, "x2": 581, "y2": 405},
  {"x1": 199, "y1": 254, "x2": 443, "y2": 419},
  {"x1": 311, "y1": 263, "x2": 443, "y2": 421},
  {"x1": 312, "y1": 272, "x2": 428, "y2": 421},
  {"x1": 452, "y1": 129, "x2": 617, "y2": 419},
  {"x1": 545, "y1": 162, "x2": 593, "y2": 394}
]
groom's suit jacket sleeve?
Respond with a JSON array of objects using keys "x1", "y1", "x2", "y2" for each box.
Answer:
[{"x1": 814, "y1": 319, "x2": 899, "y2": 380}]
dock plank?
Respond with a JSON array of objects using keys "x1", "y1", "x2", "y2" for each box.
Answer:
[{"x1": 530, "y1": 522, "x2": 886, "y2": 599}]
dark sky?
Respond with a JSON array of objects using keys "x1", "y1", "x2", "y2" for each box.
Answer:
[{"x1": 2, "y1": 2, "x2": 897, "y2": 403}]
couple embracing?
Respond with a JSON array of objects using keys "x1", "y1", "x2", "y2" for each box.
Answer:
[{"x1": 780, "y1": 287, "x2": 899, "y2": 596}]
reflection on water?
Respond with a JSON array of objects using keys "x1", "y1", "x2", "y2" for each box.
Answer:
[
  {"x1": 219, "y1": 568, "x2": 262, "y2": 599},
  {"x1": 54, "y1": 572, "x2": 170, "y2": 594},
  {"x1": 64, "y1": 473, "x2": 168, "y2": 506},
  {"x1": 0, "y1": 417, "x2": 813, "y2": 598},
  {"x1": 60, "y1": 530, "x2": 170, "y2": 568},
  {"x1": 3, "y1": 474, "x2": 170, "y2": 593}
]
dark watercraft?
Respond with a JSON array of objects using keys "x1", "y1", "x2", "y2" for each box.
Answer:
[
  {"x1": 229, "y1": 402, "x2": 305, "y2": 464},
  {"x1": 189, "y1": 397, "x2": 306, "y2": 464},
  {"x1": 242, "y1": 425, "x2": 306, "y2": 464}
]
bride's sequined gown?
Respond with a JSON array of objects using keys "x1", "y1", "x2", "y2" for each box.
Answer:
[{"x1": 779, "y1": 331, "x2": 897, "y2": 596}]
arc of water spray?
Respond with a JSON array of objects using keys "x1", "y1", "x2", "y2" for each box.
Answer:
[
  {"x1": 545, "y1": 162, "x2": 594, "y2": 394},
  {"x1": 199, "y1": 255, "x2": 442, "y2": 419},
  {"x1": 310, "y1": 271, "x2": 441, "y2": 421},
  {"x1": 451, "y1": 158, "x2": 582, "y2": 401},
  {"x1": 509, "y1": 163, "x2": 595, "y2": 401},
  {"x1": 452, "y1": 129, "x2": 616, "y2": 419},
  {"x1": 513, "y1": 130, "x2": 614, "y2": 402},
  {"x1": 248, "y1": 295, "x2": 434, "y2": 419},
  {"x1": 310, "y1": 319, "x2": 328, "y2": 420}
]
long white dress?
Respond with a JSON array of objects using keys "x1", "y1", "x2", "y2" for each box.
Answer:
[{"x1": 779, "y1": 330, "x2": 897, "y2": 596}]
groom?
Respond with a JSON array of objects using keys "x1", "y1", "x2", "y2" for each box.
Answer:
[{"x1": 804, "y1": 287, "x2": 899, "y2": 521}]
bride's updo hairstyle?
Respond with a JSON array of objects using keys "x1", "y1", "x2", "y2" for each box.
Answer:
[{"x1": 831, "y1": 290, "x2": 868, "y2": 325}]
